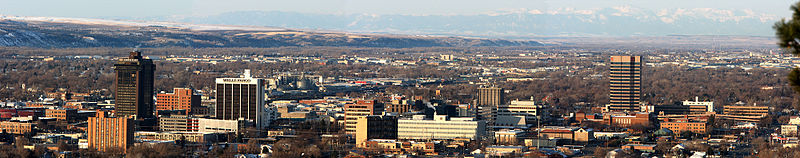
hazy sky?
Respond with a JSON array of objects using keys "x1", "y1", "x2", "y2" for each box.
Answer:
[{"x1": 0, "y1": 0, "x2": 798, "y2": 18}]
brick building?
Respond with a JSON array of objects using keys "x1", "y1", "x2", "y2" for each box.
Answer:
[
  {"x1": 659, "y1": 118, "x2": 710, "y2": 135},
  {"x1": 0, "y1": 121, "x2": 34, "y2": 135},
  {"x1": 88, "y1": 112, "x2": 134, "y2": 152},
  {"x1": 45, "y1": 108, "x2": 78, "y2": 122},
  {"x1": 156, "y1": 88, "x2": 201, "y2": 114}
]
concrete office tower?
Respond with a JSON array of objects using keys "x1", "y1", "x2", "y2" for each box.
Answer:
[
  {"x1": 344, "y1": 100, "x2": 384, "y2": 135},
  {"x1": 477, "y1": 86, "x2": 504, "y2": 107},
  {"x1": 215, "y1": 69, "x2": 272, "y2": 128},
  {"x1": 114, "y1": 51, "x2": 156, "y2": 119},
  {"x1": 88, "y1": 112, "x2": 134, "y2": 152},
  {"x1": 609, "y1": 56, "x2": 642, "y2": 112},
  {"x1": 477, "y1": 86, "x2": 504, "y2": 126}
]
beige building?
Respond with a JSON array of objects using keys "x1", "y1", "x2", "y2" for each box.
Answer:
[
  {"x1": 537, "y1": 126, "x2": 593, "y2": 142},
  {"x1": 683, "y1": 96, "x2": 714, "y2": 114},
  {"x1": 782, "y1": 125, "x2": 799, "y2": 136},
  {"x1": 789, "y1": 116, "x2": 800, "y2": 125},
  {"x1": 397, "y1": 115, "x2": 485, "y2": 140},
  {"x1": 355, "y1": 115, "x2": 397, "y2": 147},
  {"x1": 344, "y1": 100, "x2": 383, "y2": 135},
  {"x1": 135, "y1": 131, "x2": 220, "y2": 144},
  {"x1": 159, "y1": 115, "x2": 199, "y2": 132},
  {"x1": 477, "y1": 87, "x2": 504, "y2": 106},
  {"x1": 0, "y1": 121, "x2": 34, "y2": 135},
  {"x1": 198, "y1": 118, "x2": 248, "y2": 133},
  {"x1": 719, "y1": 105, "x2": 769, "y2": 122},
  {"x1": 495, "y1": 130, "x2": 527, "y2": 145},
  {"x1": 495, "y1": 99, "x2": 546, "y2": 126},
  {"x1": 87, "y1": 112, "x2": 133, "y2": 152}
]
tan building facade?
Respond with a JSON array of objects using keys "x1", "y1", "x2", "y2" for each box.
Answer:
[
  {"x1": 45, "y1": 108, "x2": 78, "y2": 122},
  {"x1": 397, "y1": 115, "x2": 485, "y2": 140},
  {"x1": 355, "y1": 115, "x2": 397, "y2": 146},
  {"x1": 0, "y1": 121, "x2": 34, "y2": 135},
  {"x1": 87, "y1": 112, "x2": 134, "y2": 152},
  {"x1": 344, "y1": 100, "x2": 383, "y2": 135},
  {"x1": 660, "y1": 118, "x2": 710, "y2": 134}
]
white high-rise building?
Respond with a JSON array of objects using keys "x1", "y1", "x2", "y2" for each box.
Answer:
[{"x1": 215, "y1": 69, "x2": 275, "y2": 128}]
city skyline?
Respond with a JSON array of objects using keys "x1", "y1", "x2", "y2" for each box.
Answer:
[{"x1": 3, "y1": 1, "x2": 800, "y2": 157}]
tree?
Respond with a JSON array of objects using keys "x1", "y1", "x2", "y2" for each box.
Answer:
[
  {"x1": 593, "y1": 147, "x2": 614, "y2": 158},
  {"x1": 655, "y1": 141, "x2": 676, "y2": 155},
  {"x1": 629, "y1": 124, "x2": 653, "y2": 133},
  {"x1": 680, "y1": 131, "x2": 700, "y2": 139},
  {"x1": 776, "y1": 1, "x2": 800, "y2": 96},
  {"x1": 126, "y1": 143, "x2": 186, "y2": 158}
]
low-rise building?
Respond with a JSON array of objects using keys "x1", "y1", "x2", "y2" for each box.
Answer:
[
  {"x1": 397, "y1": 115, "x2": 485, "y2": 140},
  {"x1": 45, "y1": 108, "x2": 78, "y2": 122},
  {"x1": 782, "y1": 125, "x2": 799, "y2": 136},
  {"x1": 198, "y1": 118, "x2": 248, "y2": 133},
  {"x1": 659, "y1": 118, "x2": 710, "y2": 134},
  {"x1": 718, "y1": 105, "x2": 769, "y2": 122},
  {"x1": 606, "y1": 112, "x2": 650, "y2": 128},
  {"x1": 159, "y1": 115, "x2": 199, "y2": 132},
  {"x1": 135, "y1": 131, "x2": 221, "y2": 144},
  {"x1": 156, "y1": 88, "x2": 201, "y2": 114},
  {"x1": 789, "y1": 116, "x2": 800, "y2": 125},
  {"x1": 485, "y1": 146, "x2": 527, "y2": 157},
  {"x1": 495, "y1": 130, "x2": 528, "y2": 145},
  {"x1": 683, "y1": 97, "x2": 714, "y2": 114},
  {"x1": 0, "y1": 121, "x2": 34, "y2": 135},
  {"x1": 537, "y1": 126, "x2": 593, "y2": 142},
  {"x1": 495, "y1": 99, "x2": 546, "y2": 127},
  {"x1": 622, "y1": 144, "x2": 656, "y2": 152}
]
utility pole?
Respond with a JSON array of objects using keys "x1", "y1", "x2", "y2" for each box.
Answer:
[{"x1": 537, "y1": 115, "x2": 541, "y2": 150}]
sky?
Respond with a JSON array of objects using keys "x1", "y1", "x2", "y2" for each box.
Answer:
[{"x1": 0, "y1": 0, "x2": 797, "y2": 18}]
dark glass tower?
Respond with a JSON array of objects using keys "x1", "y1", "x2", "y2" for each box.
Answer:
[
  {"x1": 114, "y1": 51, "x2": 155, "y2": 119},
  {"x1": 609, "y1": 56, "x2": 642, "y2": 112}
]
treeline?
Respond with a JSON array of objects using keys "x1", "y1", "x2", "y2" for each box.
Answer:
[
  {"x1": 0, "y1": 57, "x2": 474, "y2": 101},
  {"x1": 1, "y1": 52, "x2": 795, "y2": 112}
]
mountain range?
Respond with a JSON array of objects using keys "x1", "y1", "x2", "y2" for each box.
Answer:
[
  {"x1": 133, "y1": 6, "x2": 782, "y2": 37},
  {"x1": 0, "y1": 16, "x2": 542, "y2": 48}
]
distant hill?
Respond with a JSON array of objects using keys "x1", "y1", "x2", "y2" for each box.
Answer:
[{"x1": 0, "y1": 17, "x2": 543, "y2": 48}]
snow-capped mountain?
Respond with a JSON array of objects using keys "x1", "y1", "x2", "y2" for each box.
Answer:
[
  {"x1": 135, "y1": 6, "x2": 782, "y2": 37},
  {"x1": 0, "y1": 16, "x2": 543, "y2": 48}
]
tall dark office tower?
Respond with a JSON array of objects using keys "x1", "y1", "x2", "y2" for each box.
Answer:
[
  {"x1": 113, "y1": 51, "x2": 156, "y2": 119},
  {"x1": 609, "y1": 56, "x2": 642, "y2": 112}
]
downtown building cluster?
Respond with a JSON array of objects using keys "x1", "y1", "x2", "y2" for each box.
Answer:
[{"x1": 0, "y1": 52, "x2": 793, "y2": 158}]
